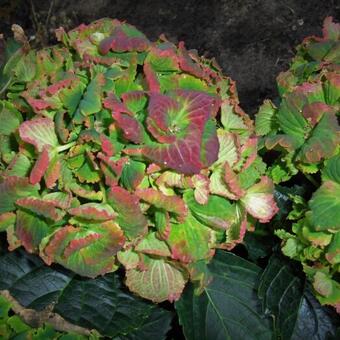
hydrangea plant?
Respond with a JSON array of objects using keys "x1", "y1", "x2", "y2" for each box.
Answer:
[
  {"x1": 255, "y1": 17, "x2": 340, "y2": 311},
  {"x1": 0, "y1": 19, "x2": 277, "y2": 303}
]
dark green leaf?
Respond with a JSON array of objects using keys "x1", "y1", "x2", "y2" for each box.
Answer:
[{"x1": 175, "y1": 251, "x2": 273, "y2": 340}]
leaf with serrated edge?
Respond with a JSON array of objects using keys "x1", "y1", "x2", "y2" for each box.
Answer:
[
  {"x1": 126, "y1": 256, "x2": 187, "y2": 303},
  {"x1": 19, "y1": 118, "x2": 59, "y2": 152}
]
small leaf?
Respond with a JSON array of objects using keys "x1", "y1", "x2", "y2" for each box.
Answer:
[
  {"x1": 136, "y1": 188, "x2": 188, "y2": 220},
  {"x1": 255, "y1": 99, "x2": 278, "y2": 136},
  {"x1": 241, "y1": 176, "x2": 279, "y2": 223}
]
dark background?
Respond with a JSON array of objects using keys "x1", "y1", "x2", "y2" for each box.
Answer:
[{"x1": 0, "y1": 0, "x2": 339, "y2": 114}]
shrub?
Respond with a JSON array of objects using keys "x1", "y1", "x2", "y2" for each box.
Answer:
[
  {"x1": 0, "y1": 19, "x2": 277, "y2": 303},
  {"x1": 256, "y1": 17, "x2": 340, "y2": 311}
]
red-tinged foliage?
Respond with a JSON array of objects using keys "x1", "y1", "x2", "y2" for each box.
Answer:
[
  {"x1": 29, "y1": 147, "x2": 50, "y2": 185},
  {"x1": 0, "y1": 17, "x2": 278, "y2": 303}
]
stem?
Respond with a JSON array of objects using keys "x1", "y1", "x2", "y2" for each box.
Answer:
[
  {"x1": 0, "y1": 76, "x2": 13, "y2": 98},
  {"x1": 99, "y1": 180, "x2": 107, "y2": 203},
  {"x1": 56, "y1": 141, "x2": 76, "y2": 153},
  {"x1": 305, "y1": 174, "x2": 318, "y2": 188}
]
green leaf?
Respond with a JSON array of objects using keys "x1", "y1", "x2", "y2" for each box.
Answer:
[
  {"x1": 310, "y1": 181, "x2": 340, "y2": 230},
  {"x1": 0, "y1": 250, "x2": 73, "y2": 311},
  {"x1": 297, "y1": 112, "x2": 339, "y2": 164},
  {"x1": 167, "y1": 214, "x2": 214, "y2": 263},
  {"x1": 0, "y1": 249, "x2": 173, "y2": 339},
  {"x1": 120, "y1": 159, "x2": 146, "y2": 191},
  {"x1": 18, "y1": 118, "x2": 59, "y2": 152},
  {"x1": 107, "y1": 186, "x2": 148, "y2": 239},
  {"x1": 258, "y1": 255, "x2": 303, "y2": 339},
  {"x1": 175, "y1": 251, "x2": 273, "y2": 340},
  {"x1": 0, "y1": 177, "x2": 40, "y2": 213},
  {"x1": 40, "y1": 222, "x2": 125, "y2": 278},
  {"x1": 277, "y1": 93, "x2": 308, "y2": 142},
  {"x1": 255, "y1": 100, "x2": 278, "y2": 136},
  {"x1": 126, "y1": 256, "x2": 187, "y2": 303},
  {"x1": 54, "y1": 270, "x2": 173, "y2": 338},
  {"x1": 0, "y1": 101, "x2": 22, "y2": 135},
  {"x1": 80, "y1": 75, "x2": 103, "y2": 114},
  {"x1": 291, "y1": 285, "x2": 340, "y2": 340},
  {"x1": 184, "y1": 190, "x2": 235, "y2": 230},
  {"x1": 323, "y1": 155, "x2": 340, "y2": 184}
]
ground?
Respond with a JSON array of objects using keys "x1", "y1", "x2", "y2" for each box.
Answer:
[{"x1": 0, "y1": 0, "x2": 338, "y2": 114}]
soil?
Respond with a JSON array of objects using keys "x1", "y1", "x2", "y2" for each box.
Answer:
[{"x1": 0, "y1": 0, "x2": 339, "y2": 114}]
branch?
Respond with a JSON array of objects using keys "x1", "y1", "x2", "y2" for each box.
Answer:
[{"x1": 0, "y1": 290, "x2": 95, "y2": 336}]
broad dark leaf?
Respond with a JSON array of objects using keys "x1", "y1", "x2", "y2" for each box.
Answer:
[
  {"x1": 175, "y1": 250, "x2": 273, "y2": 340},
  {"x1": 258, "y1": 255, "x2": 340, "y2": 339},
  {"x1": 258, "y1": 255, "x2": 303, "y2": 339},
  {"x1": 0, "y1": 249, "x2": 73, "y2": 311},
  {"x1": 0, "y1": 249, "x2": 173, "y2": 339},
  {"x1": 54, "y1": 273, "x2": 173, "y2": 339},
  {"x1": 291, "y1": 285, "x2": 340, "y2": 340}
]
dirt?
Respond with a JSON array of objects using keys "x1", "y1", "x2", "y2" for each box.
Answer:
[{"x1": 0, "y1": 0, "x2": 339, "y2": 114}]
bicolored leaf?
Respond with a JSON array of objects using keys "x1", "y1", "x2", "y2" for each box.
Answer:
[
  {"x1": 192, "y1": 174, "x2": 210, "y2": 205},
  {"x1": 144, "y1": 43, "x2": 179, "y2": 72},
  {"x1": 167, "y1": 214, "x2": 215, "y2": 263},
  {"x1": 40, "y1": 222, "x2": 125, "y2": 278},
  {"x1": 44, "y1": 155, "x2": 61, "y2": 189},
  {"x1": 29, "y1": 146, "x2": 50, "y2": 185},
  {"x1": 241, "y1": 176, "x2": 279, "y2": 223},
  {"x1": 42, "y1": 191, "x2": 73, "y2": 210},
  {"x1": 120, "y1": 159, "x2": 146, "y2": 191},
  {"x1": 142, "y1": 90, "x2": 220, "y2": 174},
  {"x1": 0, "y1": 177, "x2": 40, "y2": 213},
  {"x1": 15, "y1": 210, "x2": 51, "y2": 253},
  {"x1": 107, "y1": 186, "x2": 148, "y2": 239},
  {"x1": 135, "y1": 232, "x2": 171, "y2": 257},
  {"x1": 136, "y1": 188, "x2": 188, "y2": 220},
  {"x1": 15, "y1": 197, "x2": 65, "y2": 222},
  {"x1": 99, "y1": 25, "x2": 150, "y2": 54},
  {"x1": 213, "y1": 129, "x2": 239, "y2": 168},
  {"x1": 68, "y1": 203, "x2": 117, "y2": 221},
  {"x1": 297, "y1": 112, "x2": 339, "y2": 164},
  {"x1": 117, "y1": 248, "x2": 140, "y2": 270},
  {"x1": 184, "y1": 190, "x2": 235, "y2": 230},
  {"x1": 0, "y1": 212, "x2": 16, "y2": 231},
  {"x1": 18, "y1": 118, "x2": 59, "y2": 152},
  {"x1": 125, "y1": 257, "x2": 187, "y2": 303},
  {"x1": 121, "y1": 90, "x2": 148, "y2": 114}
]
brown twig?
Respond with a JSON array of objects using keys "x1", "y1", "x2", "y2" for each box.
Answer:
[{"x1": 1, "y1": 290, "x2": 94, "y2": 336}]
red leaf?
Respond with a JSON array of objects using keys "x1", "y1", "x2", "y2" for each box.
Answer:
[
  {"x1": 144, "y1": 62, "x2": 160, "y2": 92},
  {"x1": 30, "y1": 147, "x2": 50, "y2": 185},
  {"x1": 99, "y1": 26, "x2": 150, "y2": 54},
  {"x1": 224, "y1": 163, "x2": 246, "y2": 199}
]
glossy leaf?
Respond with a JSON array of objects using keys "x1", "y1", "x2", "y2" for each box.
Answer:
[{"x1": 175, "y1": 251, "x2": 273, "y2": 340}]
